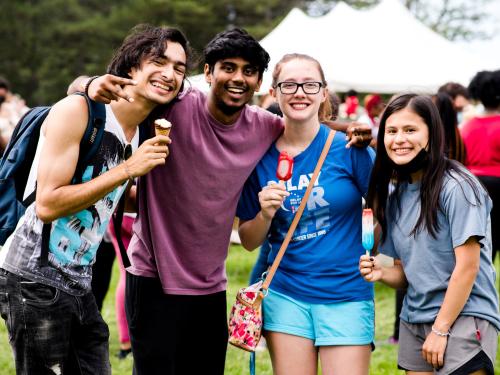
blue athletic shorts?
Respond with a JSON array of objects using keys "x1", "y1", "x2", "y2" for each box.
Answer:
[{"x1": 263, "y1": 288, "x2": 374, "y2": 346}]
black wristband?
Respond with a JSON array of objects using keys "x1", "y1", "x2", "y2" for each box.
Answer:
[{"x1": 84, "y1": 75, "x2": 99, "y2": 96}]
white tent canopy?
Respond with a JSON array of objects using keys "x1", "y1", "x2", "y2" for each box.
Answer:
[{"x1": 188, "y1": 0, "x2": 494, "y2": 94}]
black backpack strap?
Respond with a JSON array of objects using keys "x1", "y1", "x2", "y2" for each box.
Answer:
[
  {"x1": 40, "y1": 223, "x2": 52, "y2": 267},
  {"x1": 74, "y1": 92, "x2": 106, "y2": 179},
  {"x1": 110, "y1": 116, "x2": 149, "y2": 269},
  {"x1": 23, "y1": 190, "x2": 36, "y2": 207}
]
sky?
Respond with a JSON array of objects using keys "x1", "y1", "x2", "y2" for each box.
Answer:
[{"x1": 457, "y1": 0, "x2": 500, "y2": 70}]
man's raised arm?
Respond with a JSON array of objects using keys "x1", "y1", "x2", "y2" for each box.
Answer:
[{"x1": 67, "y1": 74, "x2": 137, "y2": 104}]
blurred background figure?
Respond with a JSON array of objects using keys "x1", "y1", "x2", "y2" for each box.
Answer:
[
  {"x1": 108, "y1": 216, "x2": 134, "y2": 359},
  {"x1": 0, "y1": 76, "x2": 29, "y2": 155},
  {"x1": 437, "y1": 82, "x2": 471, "y2": 124},
  {"x1": 433, "y1": 92, "x2": 466, "y2": 163},
  {"x1": 329, "y1": 91, "x2": 341, "y2": 121},
  {"x1": 460, "y1": 70, "x2": 500, "y2": 262},
  {"x1": 339, "y1": 89, "x2": 364, "y2": 120},
  {"x1": 258, "y1": 93, "x2": 277, "y2": 111},
  {"x1": 357, "y1": 94, "x2": 385, "y2": 141},
  {"x1": 265, "y1": 102, "x2": 283, "y2": 117},
  {"x1": 91, "y1": 230, "x2": 116, "y2": 312}
]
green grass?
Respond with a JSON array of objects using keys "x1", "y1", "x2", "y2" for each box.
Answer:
[{"x1": 0, "y1": 246, "x2": 499, "y2": 374}]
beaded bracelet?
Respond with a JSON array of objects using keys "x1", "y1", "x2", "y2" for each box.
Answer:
[
  {"x1": 84, "y1": 75, "x2": 100, "y2": 96},
  {"x1": 431, "y1": 325, "x2": 450, "y2": 337}
]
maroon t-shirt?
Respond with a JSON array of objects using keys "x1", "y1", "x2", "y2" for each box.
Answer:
[{"x1": 127, "y1": 88, "x2": 283, "y2": 294}]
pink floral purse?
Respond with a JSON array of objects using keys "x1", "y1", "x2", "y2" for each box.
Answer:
[
  {"x1": 228, "y1": 280, "x2": 265, "y2": 351},
  {"x1": 228, "y1": 130, "x2": 335, "y2": 352}
]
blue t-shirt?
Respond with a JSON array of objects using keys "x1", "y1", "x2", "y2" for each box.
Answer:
[{"x1": 237, "y1": 125, "x2": 375, "y2": 303}]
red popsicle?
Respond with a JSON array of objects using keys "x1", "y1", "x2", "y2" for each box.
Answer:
[{"x1": 276, "y1": 151, "x2": 294, "y2": 181}]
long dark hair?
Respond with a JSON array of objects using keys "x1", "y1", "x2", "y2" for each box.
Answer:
[
  {"x1": 367, "y1": 93, "x2": 479, "y2": 240},
  {"x1": 433, "y1": 92, "x2": 466, "y2": 163}
]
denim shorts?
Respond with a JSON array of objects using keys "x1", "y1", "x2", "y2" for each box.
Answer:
[
  {"x1": 0, "y1": 269, "x2": 111, "y2": 375},
  {"x1": 263, "y1": 288, "x2": 374, "y2": 346}
]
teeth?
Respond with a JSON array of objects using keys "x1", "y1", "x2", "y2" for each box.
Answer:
[
  {"x1": 227, "y1": 88, "x2": 245, "y2": 94},
  {"x1": 394, "y1": 148, "x2": 411, "y2": 154},
  {"x1": 292, "y1": 104, "x2": 308, "y2": 109},
  {"x1": 152, "y1": 82, "x2": 172, "y2": 91}
]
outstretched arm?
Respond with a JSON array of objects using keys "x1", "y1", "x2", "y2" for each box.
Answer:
[
  {"x1": 67, "y1": 74, "x2": 137, "y2": 103},
  {"x1": 36, "y1": 95, "x2": 169, "y2": 222},
  {"x1": 323, "y1": 120, "x2": 372, "y2": 148}
]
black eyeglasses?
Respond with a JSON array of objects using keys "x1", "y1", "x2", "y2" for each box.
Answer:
[
  {"x1": 123, "y1": 143, "x2": 132, "y2": 160},
  {"x1": 275, "y1": 81, "x2": 323, "y2": 95}
]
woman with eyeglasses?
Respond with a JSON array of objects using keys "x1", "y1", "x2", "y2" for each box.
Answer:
[
  {"x1": 237, "y1": 54, "x2": 375, "y2": 375},
  {"x1": 359, "y1": 94, "x2": 499, "y2": 375}
]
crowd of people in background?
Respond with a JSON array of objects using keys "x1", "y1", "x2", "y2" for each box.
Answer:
[
  {"x1": 0, "y1": 23, "x2": 498, "y2": 375},
  {"x1": 0, "y1": 77, "x2": 29, "y2": 154}
]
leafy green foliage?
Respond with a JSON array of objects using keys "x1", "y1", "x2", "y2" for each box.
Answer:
[
  {"x1": 0, "y1": 0, "x2": 299, "y2": 106},
  {"x1": 0, "y1": 0, "x2": 493, "y2": 106}
]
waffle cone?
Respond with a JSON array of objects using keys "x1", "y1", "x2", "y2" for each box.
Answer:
[{"x1": 155, "y1": 126, "x2": 171, "y2": 137}]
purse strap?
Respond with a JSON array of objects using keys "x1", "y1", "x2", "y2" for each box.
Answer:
[{"x1": 261, "y1": 129, "x2": 336, "y2": 292}]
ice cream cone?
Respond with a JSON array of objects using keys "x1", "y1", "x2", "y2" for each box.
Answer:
[{"x1": 154, "y1": 119, "x2": 172, "y2": 141}]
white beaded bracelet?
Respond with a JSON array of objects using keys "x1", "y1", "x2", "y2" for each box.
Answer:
[{"x1": 431, "y1": 325, "x2": 450, "y2": 337}]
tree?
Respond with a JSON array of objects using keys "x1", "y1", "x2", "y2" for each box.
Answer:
[
  {"x1": 403, "y1": 0, "x2": 493, "y2": 41},
  {"x1": 309, "y1": 0, "x2": 494, "y2": 41},
  {"x1": 0, "y1": 0, "x2": 493, "y2": 105}
]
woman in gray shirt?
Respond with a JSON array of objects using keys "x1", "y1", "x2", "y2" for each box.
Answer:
[{"x1": 359, "y1": 93, "x2": 499, "y2": 375}]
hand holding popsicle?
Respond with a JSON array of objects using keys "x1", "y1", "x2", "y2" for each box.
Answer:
[
  {"x1": 362, "y1": 208, "x2": 375, "y2": 256},
  {"x1": 257, "y1": 151, "x2": 293, "y2": 221}
]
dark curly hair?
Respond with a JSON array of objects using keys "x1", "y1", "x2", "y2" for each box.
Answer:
[
  {"x1": 468, "y1": 70, "x2": 500, "y2": 110},
  {"x1": 203, "y1": 28, "x2": 270, "y2": 79},
  {"x1": 107, "y1": 24, "x2": 193, "y2": 79}
]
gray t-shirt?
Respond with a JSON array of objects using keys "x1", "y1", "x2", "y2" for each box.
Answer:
[{"x1": 379, "y1": 170, "x2": 500, "y2": 330}]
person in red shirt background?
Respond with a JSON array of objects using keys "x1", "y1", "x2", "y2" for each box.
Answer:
[{"x1": 460, "y1": 70, "x2": 500, "y2": 262}]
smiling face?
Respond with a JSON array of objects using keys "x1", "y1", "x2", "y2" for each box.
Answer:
[
  {"x1": 384, "y1": 107, "x2": 429, "y2": 165},
  {"x1": 271, "y1": 58, "x2": 326, "y2": 124},
  {"x1": 204, "y1": 57, "x2": 262, "y2": 124},
  {"x1": 129, "y1": 40, "x2": 186, "y2": 106}
]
